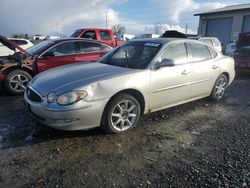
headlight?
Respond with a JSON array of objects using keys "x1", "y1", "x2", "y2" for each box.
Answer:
[
  {"x1": 47, "y1": 92, "x2": 56, "y2": 103},
  {"x1": 57, "y1": 91, "x2": 87, "y2": 105}
]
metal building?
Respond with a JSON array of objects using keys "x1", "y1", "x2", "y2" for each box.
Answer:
[{"x1": 195, "y1": 3, "x2": 250, "y2": 48}]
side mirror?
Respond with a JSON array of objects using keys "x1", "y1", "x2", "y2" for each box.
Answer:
[
  {"x1": 42, "y1": 51, "x2": 55, "y2": 58},
  {"x1": 154, "y1": 58, "x2": 174, "y2": 70}
]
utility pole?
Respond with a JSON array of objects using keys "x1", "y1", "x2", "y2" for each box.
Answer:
[
  {"x1": 106, "y1": 11, "x2": 108, "y2": 29},
  {"x1": 56, "y1": 23, "x2": 59, "y2": 37},
  {"x1": 185, "y1": 23, "x2": 188, "y2": 34}
]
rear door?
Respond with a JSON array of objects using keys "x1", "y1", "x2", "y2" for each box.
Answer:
[
  {"x1": 36, "y1": 41, "x2": 77, "y2": 72},
  {"x1": 150, "y1": 41, "x2": 192, "y2": 110},
  {"x1": 99, "y1": 30, "x2": 114, "y2": 47},
  {"x1": 187, "y1": 42, "x2": 220, "y2": 98}
]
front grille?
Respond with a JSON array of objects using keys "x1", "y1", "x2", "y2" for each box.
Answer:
[{"x1": 26, "y1": 86, "x2": 42, "y2": 103}]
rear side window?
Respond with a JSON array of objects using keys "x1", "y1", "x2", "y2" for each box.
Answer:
[
  {"x1": 100, "y1": 31, "x2": 111, "y2": 40},
  {"x1": 188, "y1": 42, "x2": 211, "y2": 62},
  {"x1": 160, "y1": 42, "x2": 187, "y2": 65},
  {"x1": 81, "y1": 31, "x2": 97, "y2": 40},
  {"x1": 79, "y1": 41, "x2": 100, "y2": 52},
  {"x1": 10, "y1": 39, "x2": 28, "y2": 45}
]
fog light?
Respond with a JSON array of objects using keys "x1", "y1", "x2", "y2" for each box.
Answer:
[{"x1": 47, "y1": 92, "x2": 56, "y2": 103}]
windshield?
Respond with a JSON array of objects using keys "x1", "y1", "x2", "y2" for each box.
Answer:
[
  {"x1": 70, "y1": 29, "x2": 83, "y2": 37},
  {"x1": 26, "y1": 40, "x2": 54, "y2": 55},
  {"x1": 99, "y1": 41, "x2": 161, "y2": 69}
]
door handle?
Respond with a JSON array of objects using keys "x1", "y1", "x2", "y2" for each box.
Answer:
[
  {"x1": 212, "y1": 65, "x2": 218, "y2": 69},
  {"x1": 182, "y1": 70, "x2": 190, "y2": 75}
]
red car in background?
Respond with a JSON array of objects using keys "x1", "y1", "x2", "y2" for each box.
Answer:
[{"x1": 0, "y1": 36, "x2": 112, "y2": 95}]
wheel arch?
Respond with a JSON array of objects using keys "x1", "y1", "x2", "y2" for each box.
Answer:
[
  {"x1": 2, "y1": 66, "x2": 34, "y2": 78},
  {"x1": 221, "y1": 72, "x2": 229, "y2": 83},
  {"x1": 102, "y1": 88, "x2": 146, "y2": 119}
]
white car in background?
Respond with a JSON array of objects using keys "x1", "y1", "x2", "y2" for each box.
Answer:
[
  {"x1": 198, "y1": 37, "x2": 222, "y2": 52},
  {"x1": 0, "y1": 38, "x2": 33, "y2": 56},
  {"x1": 225, "y1": 42, "x2": 236, "y2": 57}
]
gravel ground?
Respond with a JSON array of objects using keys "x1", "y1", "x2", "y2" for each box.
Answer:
[{"x1": 0, "y1": 73, "x2": 249, "y2": 188}]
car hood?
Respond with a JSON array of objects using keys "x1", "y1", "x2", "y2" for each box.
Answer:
[
  {"x1": 30, "y1": 62, "x2": 137, "y2": 96},
  {"x1": 0, "y1": 35, "x2": 27, "y2": 54}
]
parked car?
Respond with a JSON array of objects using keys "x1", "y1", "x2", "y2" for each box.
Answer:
[
  {"x1": 198, "y1": 37, "x2": 222, "y2": 52},
  {"x1": 234, "y1": 46, "x2": 250, "y2": 72},
  {"x1": 236, "y1": 32, "x2": 250, "y2": 49},
  {"x1": 24, "y1": 38, "x2": 235, "y2": 133},
  {"x1": 0, "y1": 35, "x2": 112, "y2": 95},
  {"x1": 225, "y1": 42, "x2": 236, "y2": 57},
  {"x1": 0, "y1": 38, "x2": 34, "y2": 57},
  {"x1": 70, "y1": 28, "x2": 124, "y2": 47}
]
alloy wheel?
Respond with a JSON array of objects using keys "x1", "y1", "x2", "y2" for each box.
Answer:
[
  {"x1": 214, "y1": 77, "x2": 227, "y2": 99},
  {"x1": 9, "y1": 74, "x2": 29, "y2": 93},
  {"x1": 110, "y1": 99, "x2": 138, "y2": 131}
]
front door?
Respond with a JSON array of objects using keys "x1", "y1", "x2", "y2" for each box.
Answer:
[
  {"x1": 150, "y1": 42, "x2": 192, "y2": 111},
  {"x1": 36, "y1": 41, "x2": 77, "y2": 73}
]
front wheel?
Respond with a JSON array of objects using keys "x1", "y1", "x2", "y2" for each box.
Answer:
[
  {"x1": 210, "y1": 74, "x2": 228, "y2": 101},
  {"x1": 4, "y1": 69, "x2": 32, "y2": 95},
  {"x1": 101, "y1": 94, "x2": 141, "y2": 133}
]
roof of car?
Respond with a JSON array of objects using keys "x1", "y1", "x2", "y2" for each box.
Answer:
[
  {"x1": 48, "y1": 37, "x2": 111, "y2": 46},
  {"x1": 129, "y1": 37, "x2": 195, "y2": 45}
]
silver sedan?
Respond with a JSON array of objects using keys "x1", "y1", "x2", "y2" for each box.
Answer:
[{"x1": 24, "y1": 38, "x2": 235, "y2": 133}]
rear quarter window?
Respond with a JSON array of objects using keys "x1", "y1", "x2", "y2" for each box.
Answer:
[
  {"x1": 212, "y1": 38, "x2": 221, "y2": 47},
  {"x1": 208, "y1": 46, "x2": 217, "y2": 58}
]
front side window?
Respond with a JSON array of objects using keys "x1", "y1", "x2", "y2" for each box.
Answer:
[
  {"x1": 188, "y1": 42, "x2": 211, "y2": 62},
  {"x1": 99, "y1": 41, "x2": 161, "y2": 69},
  {"x1": 100, "y1": 31, "x2": 111, "y2": 40},
  {"x1": 47, "y1": 42, "x2": 76, "y2": 56},
  {"x1": 159, "y1": 42, "x2": 187, "y2": 65}
]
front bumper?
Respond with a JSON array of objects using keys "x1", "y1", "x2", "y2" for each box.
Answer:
[{"x1": 24, "y1": 92, "x2": 109, "y2": 131}]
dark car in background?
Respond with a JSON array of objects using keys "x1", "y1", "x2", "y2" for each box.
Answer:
[
  {"x1": 234, "y1": 32, "x2": 250, "y2": 72},
  {"x1": 0, "y1": 36, "x2": 112, "y2": 95},
  {"x1": 234, "y1": 46, "x2": 250, "y2": 72}
]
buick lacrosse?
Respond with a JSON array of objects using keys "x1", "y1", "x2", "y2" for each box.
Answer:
[{"x1": 24, "y1": 38, "x2": 235, "y2": 133}]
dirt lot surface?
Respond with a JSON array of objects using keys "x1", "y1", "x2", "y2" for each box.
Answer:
[{"x1": 0, "y1": 73, "x2": 249, "y2": 188}]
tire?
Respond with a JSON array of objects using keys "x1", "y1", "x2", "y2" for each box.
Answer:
[
  {"x1": 101, "y1": 94, "x2": 141, "y2": 134},
  {"x1": 210, "y1": 74, "x2": 228, "y2": 101},
  {"x1": 4, "y1": 69, "x2": 32, "y2": 95}
]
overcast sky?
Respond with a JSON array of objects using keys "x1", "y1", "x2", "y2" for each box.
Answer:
[{"x1": 0, "y1": 0, "x2": 249, "y2": 37}]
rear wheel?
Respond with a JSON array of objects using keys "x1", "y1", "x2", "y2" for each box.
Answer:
[
  {"x1": 4, "y1": 69, "x2": 32, "y2": 95},
  {"x1": 101, "y1": 94, "x2": 141, "y2": 133},
  {"x1": 210, "y1": 74, "x2": 228, "y2": 101}
]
